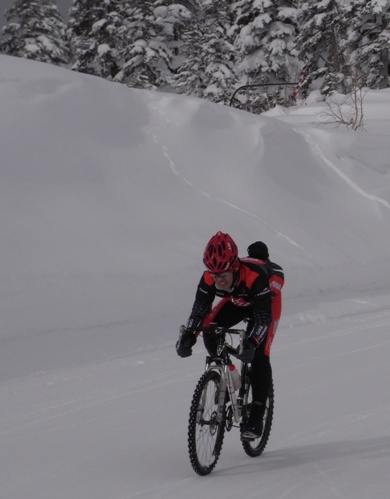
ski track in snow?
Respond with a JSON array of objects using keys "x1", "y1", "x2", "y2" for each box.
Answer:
[
  {"x1": 215, "y1": 197, "x2": 306, "y2": 251},
  {"x1": 146, "y1": 107, "x2": 307, "y2": 254},
  {"x1": 298, "y1": 128, "x2": 390, "y2": 209},
  {"x1": 0, "y1": 367, "x2": 195, "y2": 444}
]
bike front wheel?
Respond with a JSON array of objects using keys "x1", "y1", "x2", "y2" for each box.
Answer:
[{"x1": 188, "y1": 370, "x2": 226, "y2": 475}]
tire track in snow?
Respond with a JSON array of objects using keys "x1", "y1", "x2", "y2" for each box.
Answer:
[
  {"x1": 298, "y1": 128, "x2": 390, "y2": 209},
  {"x1": 145, "y1": 111, "x2": 307, "y2": 254},
  {"x1": 215, "y1": 197, "x2": 306, "y2": 251},
  {"x1": 0, "y1": 367, "x2": 196, "y2": 443}
]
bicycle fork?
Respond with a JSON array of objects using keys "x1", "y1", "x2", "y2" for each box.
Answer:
[
  {"x1": 219, "y1": 365, "x2": 250, "y2": 429},
  {"x1": 205, "y1": 362, "x2": 244, "y2": 425}
]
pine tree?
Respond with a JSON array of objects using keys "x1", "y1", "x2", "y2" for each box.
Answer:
[
  {"x1": 114, "y1": 1, "x2": 177, "y2": 89},
  {"x1": 272, "y1": 1, "x2": 300, "y2": 81},
  {"x1": 172, "y1": 0, "x2": 237, "y2": 103},
  {"x1": 152, "y1": 0, "x2": 192, "y2": 75},
  {"x1": 232, "y1": 0, "x2": 274, "y2": 85},
  {"x1": 67, "y1": 0, "x2": 126, "y2": 79},
  {"x1": 230, "y1": 0, "x2": 299, "y2": 111},
  {"x1": 232, "y1": 0, "x2": 299, "y2": 84},
  {"x1": 345, "y1": 0, "x2": 390, "y2": 89},
  {"x1": 295, "y1": 0, "x2": 350, "y2": 95},
  {"x1": 0, "y1": 0, "x2": 69, "y2": 65}
]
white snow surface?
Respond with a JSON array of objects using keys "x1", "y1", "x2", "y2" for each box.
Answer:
[{"x1": 1, "y1": 54, "x2": 390, "y2": 498}]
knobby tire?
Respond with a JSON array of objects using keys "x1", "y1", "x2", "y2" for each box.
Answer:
[
  {"x1": 188, "y1": 370, "x2": 226, "y2": 475},
  {"x1": 242, "y1": 380, "x2": 274, "y2": 457}
]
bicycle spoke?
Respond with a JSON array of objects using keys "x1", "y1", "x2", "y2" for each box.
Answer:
[{"x1": 188, "y1": 371, "x2": 226, "y2": 475}]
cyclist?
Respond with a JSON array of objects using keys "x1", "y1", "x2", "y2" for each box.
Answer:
[{"x1": 176, "y1": 231, "x2": 284, "y2": 440}]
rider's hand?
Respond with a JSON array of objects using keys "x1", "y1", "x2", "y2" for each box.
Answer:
[
  {"x1": 176, "y1": 328, "x2": 197, "y2": 358},
  {"x1": 237, "y1": 337, "x2": 256, "y2": 363}
]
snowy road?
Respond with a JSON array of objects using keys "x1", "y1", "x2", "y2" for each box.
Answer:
[{"x1": 1, "y1": 291, "x2": 389, "y2": 499}]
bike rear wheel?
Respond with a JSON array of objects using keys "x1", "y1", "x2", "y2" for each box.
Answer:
[
  {"x1": 241, "y1": 380, "x2": 274, "y2": 457},
  {"x1": 188, "y1": 370, "x2": 226, "y2": 475}
]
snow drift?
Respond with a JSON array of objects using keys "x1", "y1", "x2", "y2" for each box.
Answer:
[{"x1": 0, "y1": 55, "x2": 389, "y2": 498}]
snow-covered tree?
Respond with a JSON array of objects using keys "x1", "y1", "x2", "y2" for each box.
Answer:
[
  {"x1": 345, "y1": 0, "x2": 390, "y2": 89},
  {"x1": 0, "y1": 0, "x2": 69, "y2": 65},
  {"x1": 229, "y1": 0, "x2": 300, "y2": 111},
  {"x1": 295, "y1": 0, "x2": 390, "y2": 95},
  {"x1": 295, "y1": 0, "x2": 351, "y2": 95},
  {"x1": 172, "y1": 0, "x2": 237, "y2": 103},
  {"x1": 153, "y1": 0, "x2": 192, "y2": 74},
  {"x1": 232, "y1": 0, "x2": 274, "y2": 84},
  {"x1": 232, "y1": 0, "x2": 299, "y2": 84},
  {"x1": 114, "y1": 1, "x2": 180, "y2": 89},
  {"x1": 67, "y1": 0, "x2": 127, "y2": 79}
]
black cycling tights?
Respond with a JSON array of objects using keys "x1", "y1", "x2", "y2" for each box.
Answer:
[
  {"x1": 201, "y1": 300, "x2": 272, "y2": 407},
  {"x1": 250, "y1": 349, "x2": 272, "y2": 405}
]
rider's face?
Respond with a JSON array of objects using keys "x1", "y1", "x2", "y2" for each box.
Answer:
[{"x1": 210, "y1": 271, "x2": 234, "y2": 290}]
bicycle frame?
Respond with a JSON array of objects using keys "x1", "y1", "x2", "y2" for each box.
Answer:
[
  {"x1": 185, "y1": 324, "x2": 274, "y2": 475},
  {"x1": 206, "y1": 361, "x2": 242, "y2": 424},
  {"x1": 201, "y1": 327, "x2": 247, "y2": 426}
]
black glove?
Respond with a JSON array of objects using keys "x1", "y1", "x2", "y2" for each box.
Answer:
[
  {"x1": 176, "y1": 328, "x2": 197, "y2": 358},
  {"x1": 237, "y1": 337, "x2": 256, "y2": 363}
]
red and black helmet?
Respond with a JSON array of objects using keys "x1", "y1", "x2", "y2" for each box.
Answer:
[{"x1": 203, "y1": 231, "x2": 239, "y2": 273}]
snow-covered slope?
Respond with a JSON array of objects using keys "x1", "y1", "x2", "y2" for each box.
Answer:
[{"x1": 0, "y1": 55, "x2": 389, "y2": 497}]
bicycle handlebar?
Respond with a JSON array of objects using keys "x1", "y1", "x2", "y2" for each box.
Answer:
[
  {"x1": 180, "y1": 324, "x2": 246, "y2": 358},
  {"x1": 184, "y1": 325, "x2": 245, "y2": 335}
]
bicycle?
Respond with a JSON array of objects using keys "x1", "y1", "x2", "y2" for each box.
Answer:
[{"x1": 180, "y1": 325, "x2": 274, "y2": 476}]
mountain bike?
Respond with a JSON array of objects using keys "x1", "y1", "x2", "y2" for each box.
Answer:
[{"x1": 180, "y1": 325, "x2": 274, "y2": 476}]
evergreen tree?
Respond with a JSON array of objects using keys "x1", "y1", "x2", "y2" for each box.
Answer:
[
  {"x1": 272, "y1": 1, "x2": 300, "y2": 80},
  {"x1": 0, "y1": 0, "x2": 69, "y2": 65},
  {"x1": 295, "y1": 0, "x2": 350, "y2": 95},
  {"x1": 172, "y1": 0, "x2": 237, "y2": 103},
  {"x1": 345, "y1": 0, "x2": 390, "y2": 89},
  {"x1": 152, "y1": 0, "x2": 192, "y2": 75},
  {"x1": 113, "y1": 1, "x2": 177, "y2": 89},
  {"x1": 67, "y1": 0, "x2": 126, "y2": 79},
  {"x1": 229, "y1": 0, "x2": 299, "y2": 111},
  {"x1": 232, "y1": 0, "x2": 299, "y2": 84},
  {"x1": 232, "y1": 0, "x2": 274, "y2": 84}
]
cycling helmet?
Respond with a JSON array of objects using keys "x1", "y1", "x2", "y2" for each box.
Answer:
[{"x1": 203, "y1": 231, "x2": 239, "y2": 273}]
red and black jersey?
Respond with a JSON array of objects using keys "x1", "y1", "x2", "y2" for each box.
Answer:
[
  {"x1": 187, "y1": 259, "x2": 284, "y2": 345},
  {"x1": 241, "y1": 257, "x2": 284, "y2": 298}
]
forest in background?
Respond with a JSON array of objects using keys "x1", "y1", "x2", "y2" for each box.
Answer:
[{"x1": 1, "y1": 0, "x2": 389, "y2": 113}]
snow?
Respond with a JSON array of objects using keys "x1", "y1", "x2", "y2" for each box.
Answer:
[
  {"x1": 0, "y1": 54, "x2": 390, "y2": 497},
  {"x1": 97, "y1": 43, "x2": 111, "y2": 56}
]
